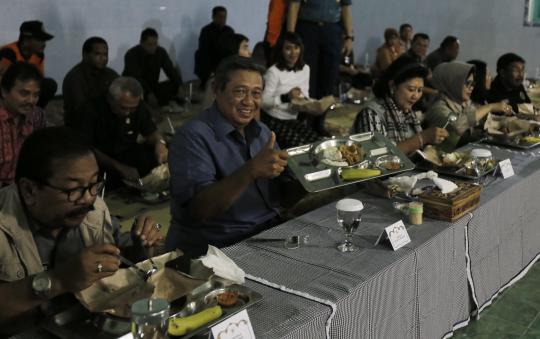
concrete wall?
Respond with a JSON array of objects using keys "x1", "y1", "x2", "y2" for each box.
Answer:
[
  {"x1": 353, "y1": 0, "x2": 540, "y2": 77},
  {"x1": 0, "y1": 0, "x2": 538, "y2": 91},
  {"x1": 0, "y1": 0, "x2": 268, "y2": 88}
]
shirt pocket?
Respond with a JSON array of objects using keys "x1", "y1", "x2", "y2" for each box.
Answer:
[{"x1": 0, "y1": 261, "x2": 26, "y2": 281}]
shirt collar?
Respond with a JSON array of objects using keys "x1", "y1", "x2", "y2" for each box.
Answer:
[
  {"x1": 0, "y1": 105, "x2": 31, "y2": 124},
  {"x1": 202, "y1": 103, "x2": 262, "y2": 141}
]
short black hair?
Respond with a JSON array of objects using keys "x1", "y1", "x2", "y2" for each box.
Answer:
[
  {"x1": 440, "y1": 36, "x2": 459, "y2": 49},
  {"x1": 496, "y1": 53, "x2": 525, "y2": 72},
  {"x1": 217, "y1": 33, "x2": 249, "y2": 62},
  {"x1": 412, "y1": 33, "x2": 429, "y2": 43},
  {"x1": 400, "y1": 23, "x2": 412, "y2": 32},
  {"x1": 15, "y1": 126, "x2": 95, "y2": 183},
  {"x1": 1, "y1": 62, "x2": 42, "y2": 93},
  {"x1": 141, "y1": 28, "x2": 158, "y2": 42},
  {"x1": 373, "y1": 58, "x2": 429, "y2": 98},
  {"x1": 212, "y1": 6, "x2": 227, "y2": 17},
  {"x1": 274, "y1": 32, "x2": 305, "y2": 71},
  {"x1": 214, "y1": 56, "x2": 265, "y2": 91},
  {"x1": 82, "y1": 36, "x2": 107, "y2": 54}
]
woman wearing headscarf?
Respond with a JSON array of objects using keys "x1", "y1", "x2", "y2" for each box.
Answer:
[
  {"x1": 425, "y1": 61, "x2": 511, "y2": 152},
  {"x1": 353, "y1": 57, "x2": 448, "y2": 155}
]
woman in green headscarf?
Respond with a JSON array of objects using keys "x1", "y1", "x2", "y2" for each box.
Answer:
[{"x1": 425, "y1": 61, "x2": 511, "y2": 152}]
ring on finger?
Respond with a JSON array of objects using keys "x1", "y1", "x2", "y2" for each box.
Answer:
[
  {"x1": 96, "y1": 261, "x2": 103, "y2": 273},
  {"x1": 154, "y1": 223, "x2": 162, "y2": 231}
]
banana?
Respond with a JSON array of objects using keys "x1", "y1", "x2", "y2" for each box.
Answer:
[
  {"x1": 521, "y1": 136, "x2": 540, "y2": 143},
  {"x1": 340, "y1": 168, "x2": 381, "y2": 181},
  {"x1": 168, "y1": 305, "x2": 223, "y2": 336}
]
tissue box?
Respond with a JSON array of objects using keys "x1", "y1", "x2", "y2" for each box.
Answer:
[{"x1": 419, "y1": 182, "x2": 481, "y2": 222}]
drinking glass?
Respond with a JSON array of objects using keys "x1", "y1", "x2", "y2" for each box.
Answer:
[
  {"x1": 336, "y1": 199, "x2": 364, "y2": 252},
  {"x1": 131, "y1": 298, "x2": 169, "y2": 339},
  {"x1": 470, "y1": 148, "x2": 493, "y2": 184}
]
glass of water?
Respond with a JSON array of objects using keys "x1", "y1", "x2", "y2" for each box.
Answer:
[{"x1": 336, "y1": 199, "x2": 364, "y2": 252}]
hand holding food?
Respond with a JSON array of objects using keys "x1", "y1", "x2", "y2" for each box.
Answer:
[
  {"x1": 248, "y1": 132, "x2": 288, "y2": 179},
  {"x1": 422, "y1": 127, "x2": 449, "y2": 145},
  {"x1": 490, "y1": 101, "x2": 514, "y2": 116},
  {"x1": 288, "y1": 87, "x2": 303, "y2": 100},
  {"x1": 52, "y1": 244, "x2": 121, "y2": 293},
  {"x1": 131, "y1": 215, "x2": 164, "y2": 248}
]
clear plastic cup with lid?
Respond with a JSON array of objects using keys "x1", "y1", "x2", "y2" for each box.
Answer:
[{"x1": 470, "y1": 148, "x2": 493, "y2": 177}]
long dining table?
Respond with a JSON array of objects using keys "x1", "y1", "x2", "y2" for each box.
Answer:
[{"x1": 223, "y1": 142, "x2": 540, "y2": 339}]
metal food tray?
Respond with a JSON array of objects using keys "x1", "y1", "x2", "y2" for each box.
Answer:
[
  {"x1": 482, "y1": 134, "x2": 540, "y2": 150},
  {"x1": 286, "y1": 132, "x2": 415, "y2": 192},
  {"x1": 170, "y1": 280, "x2": 263, "y2": 338}
]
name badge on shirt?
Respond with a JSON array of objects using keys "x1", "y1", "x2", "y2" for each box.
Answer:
[
  {"x1": 498, "y1": 159, "x2": 515, "y2": 179},
  {"x1": 211, "y1": 310, "x2": 256, "y2": 339}
]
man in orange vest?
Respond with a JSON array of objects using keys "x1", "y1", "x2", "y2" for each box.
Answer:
[{"x1": 0, "y1": 21, "x2": 57, "y2": 108}]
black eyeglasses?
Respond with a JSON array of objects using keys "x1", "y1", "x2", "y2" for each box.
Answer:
[
  {"x1": 465, "y1": 79, "x2": 476, "y2": 88},
  {"x1": 41, "y1": 180, "x2": 106, "y2": 202}
]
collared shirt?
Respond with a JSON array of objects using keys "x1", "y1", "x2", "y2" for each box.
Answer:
[
  {"x1": 0, "y1": 184, "x2": 118, "y2": 335},
  {"x1": 84, "y1": 100, "x2": 157, "y2": 157},
  {"x1": 62, "y1": 62, "x2": 118, "y2": 130},
  {"x1": 0, "y1": 105, "x2": 46, "y2": 185},
  {"x1": 292, "y1": 0, "x2": 352, "y2": 23},
  {"x1": 487, "y1": 75, "x2": 531, "y2": 113},
  {"x1": 166, "y1": 104, "x2": 280, "y2": 252},
  {"x1": 122, "y1": 45, "x2": 182, "y2": 95}
]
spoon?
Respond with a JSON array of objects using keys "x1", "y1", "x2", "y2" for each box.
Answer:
[
  {"x1": 118, "y1": 255, "x2": 157, "y2": 281},
  {"x1": 442, "y1": 113, "x2": 458, "y2": 129}
]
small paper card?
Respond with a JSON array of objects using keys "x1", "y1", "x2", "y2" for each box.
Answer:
[
  {"x1": 211, "y1": 309, "x2": 256, "y2": 339},
  {"x1": 375, "y1": 220, "x2": 411, "y2": 251},
  {"x1": 498, "y1": 159, "x2": 515, "y2": 179}
]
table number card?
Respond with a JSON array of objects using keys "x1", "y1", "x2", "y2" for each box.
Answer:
[
  {"x1": 375, "y1": 220, "x2": 411, "y2": 251},
  {"x1": 498, "y1": 159, "x2": 515, "y2": 179},
  {"x1": 211, "y1": 309, "x2": 256, "y2": 339}
]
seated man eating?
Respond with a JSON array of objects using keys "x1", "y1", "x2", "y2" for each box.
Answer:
[
  {"x1": 166, "y1": 56, "x2": 289, "y2": 254},
  {"x1": 0, "y1": 126, "x2": 163, "y2": 335},
  {"x1": 487, "y1": 52, "x2": 531, "y2": 112},
  {"x1": 81, "y1": 76, "x2": 168, "y2": 186}
]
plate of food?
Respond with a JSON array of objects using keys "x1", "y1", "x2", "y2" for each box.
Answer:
[
  {"x1": 286, "y1": 132, "x2": 416, "y2": 192},
  {"x1": 311, "y1": 138, "x2": 366, "y2": 167},
  {"x1": 416, "y1": 145, "x2": 497, "y2": 179},
  {"x1": 482, "y1": 113, "x2": 540, "y2": 149},
  {"x1": 168, "y1": 282, "x2": 262, "y2": 338}
]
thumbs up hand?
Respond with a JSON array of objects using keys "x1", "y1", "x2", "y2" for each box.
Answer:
[{"x1": 248, "y1": 132, "x2": 289, "y2": 179}]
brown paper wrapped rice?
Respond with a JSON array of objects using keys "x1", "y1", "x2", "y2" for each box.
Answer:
[
  {"x1": 75, "y1": 250, "x2": 209, "y2": 318},
  {"x1": 291, "y1": 95, "x2": 336, "y2": 115},
  {"x1": 484, "y1": 114, "x2": 532, "y2": 137}
]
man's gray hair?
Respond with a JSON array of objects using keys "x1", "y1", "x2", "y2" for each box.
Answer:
[{"x1": 109, "y1": 76, "x2": 143, "y2": 99}]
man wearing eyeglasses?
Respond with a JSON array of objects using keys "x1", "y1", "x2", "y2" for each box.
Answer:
[
  {"x1": 166, "y1": 56, "x2": 289, "y2": 255},
  {"x1": 78, "y1": 76, "x2": 168, "y2": 187},
  {"x1": 0, "y1": 62, "x2": 46, "y2": 187},
  {"x1": 0, "y1": 127, "x2": 163, "y2": 334}
]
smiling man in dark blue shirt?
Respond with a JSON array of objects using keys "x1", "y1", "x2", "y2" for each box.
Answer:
[{"x1": 166, "y1": 56, "x2": 288, "y2": 254}]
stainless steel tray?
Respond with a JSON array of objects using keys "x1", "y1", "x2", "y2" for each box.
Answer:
[
  {"x1": 170, "y1": 280, "x2": 262, "y2": 338},
  {"x1": 482, "y1": 134, "x2": 540, "y2": 149},
  {"x1": 286, "y1": 132, "x2": 415, "y2": 192}
]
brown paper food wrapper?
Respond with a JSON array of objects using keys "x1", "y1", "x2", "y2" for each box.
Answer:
[
  {"x1": 123, "y1": 163, "x2": 170, "y2": 193},
  {"x1": 75, "y1": 250, "x2": 209, "y2": 318},
  {"x1": 291, "y1": 95, "x2": 336, "y2": 115},
  {"x1": 484, "y1": 114, "x2": 532, "y2": 138}
]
